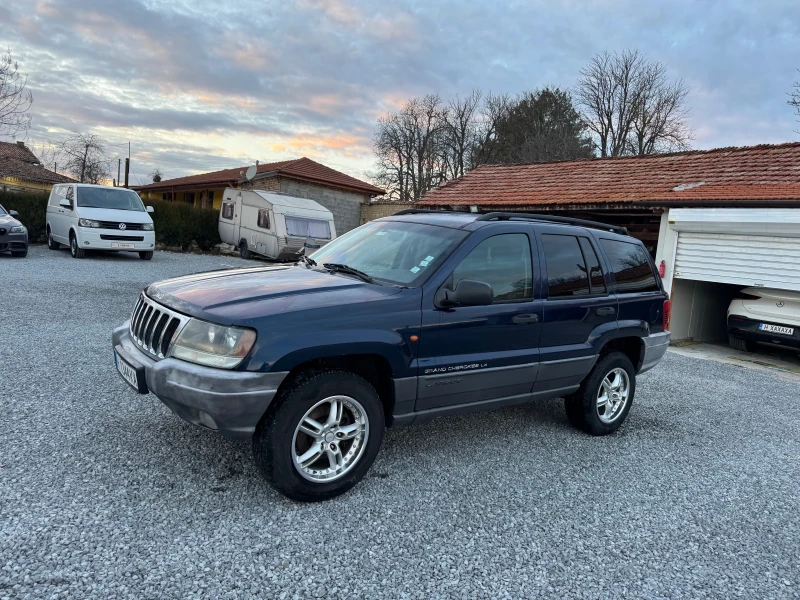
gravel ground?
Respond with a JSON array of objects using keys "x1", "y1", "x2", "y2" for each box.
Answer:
[{"x1": 2, "y1": 246, "x2": 799, "y2": 599}]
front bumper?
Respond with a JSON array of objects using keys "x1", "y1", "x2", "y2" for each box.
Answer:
[
  {"x1": 77, "y1": 228, "x2": 155, "y2": 251},
  {"x1": 728, "y1": 315, "x2": 800, "y2": 350},
  {"x1": 638, "y1": 330, "x2": 671, "y2": 374},
  {"x1": 0, "y1": 231, "x2": 28, "y2": 252},
  {"x1": 112, "y1": 324, "x2": 288, "y2": 438}
]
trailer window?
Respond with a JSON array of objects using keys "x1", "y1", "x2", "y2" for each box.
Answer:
[
  {"x1": 257, "y1": 209, "x2": 270, "y2": 229},
  {"x1": 221, "y1": 201, "x2": 234, "y2": 220},
  {"x1": 285, "y1": 216, "x2": 331, "y2": 239}
]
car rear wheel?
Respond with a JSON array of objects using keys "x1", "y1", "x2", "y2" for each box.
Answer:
[
  {"x1": 728, "y1": 334, "x2": 754, "y2": 352},
  {"x1": 47, "y1": 229, "x2": 60, "y2": 250},
  {"x1": 239, "y1": 239, "x2": 250, "y2": 259},
  {"x1": 69, "y1": 232, "x2": 85, "y2": 259},
  {"x1": 565, "y1": 351, "x2": 636, "y2": 436},
  {"x1": 139, "y1": 251, "x2": 153, "y2": 260},
  {"x1": 253, "y1": 369, "x2": 384, "y2": 502}
]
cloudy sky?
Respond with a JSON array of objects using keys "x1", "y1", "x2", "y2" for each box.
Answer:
[{"x1": 2, "y1": 0, "x2": 799, "y2": 186}]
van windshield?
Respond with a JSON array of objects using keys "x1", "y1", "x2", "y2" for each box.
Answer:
[
  {"x1": 76, "y1": 188, "x2": 145, "y2": 211},
  {"x1": 309, "y1": 220, "x2": 467, "y2": 286}
]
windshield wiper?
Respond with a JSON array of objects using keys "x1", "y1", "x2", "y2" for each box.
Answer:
[
  {"x1": 297, "y1": 253, "x2": 317, "y2": 268},
  {"x1": 322, "y1": 263, "x2": 377, "y2": 284}
]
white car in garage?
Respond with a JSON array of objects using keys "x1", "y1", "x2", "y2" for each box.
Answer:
[{"x1": 728, "y1": 287, "x2": 800, "y2": 353}]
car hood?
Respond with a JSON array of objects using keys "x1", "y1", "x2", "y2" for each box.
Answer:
[
  {"x1": 146, "y1": 265, "x2": 402, "y2": 324},
  {"x1": 76, "y1": 207, "x2": 153, "y2": 223},
  {"x1": 0, "y1": 213, "x2": 22, "y2": 227}
]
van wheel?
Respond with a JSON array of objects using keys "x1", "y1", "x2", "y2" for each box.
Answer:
[
  {"x1": 239, "y1": 240, "x2": 250, "y2": 259},
  {"x1": 69, "y1": 232, "x2": 85, "y2": 259},
  {"x1": 138, "y1": 251, "x2": 153, "y2": 260},
  {"x1": 728, "y1": 334, "x2": 754, "y2": 352},
  {"x1": 253, "y1": 369, "x2": 384, "y2": 502},
  {"x1": 565, "y1": 351, "x2": 635, "y2": 436},
  {"x1": 47, "y1": 229, "x2": 59, "y2": 250}
]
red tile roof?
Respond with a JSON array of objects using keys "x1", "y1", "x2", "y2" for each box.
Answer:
[
  {"x1": 133, "y1": 157, "x2": 384, "y2": 196},
  {"x1": 0, "y1": 141, "x2": 76, "y2": 185},
  {"x1": 419, "y1": 142, "x2": 800, "y2": 208}
]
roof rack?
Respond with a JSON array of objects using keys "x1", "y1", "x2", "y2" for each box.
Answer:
[
  {"x1": 393, "y1": 209, "x2": 456, "y2": 216},
  {"x1": 475, "y1": 212, "x2": 629, "y2": 236}
]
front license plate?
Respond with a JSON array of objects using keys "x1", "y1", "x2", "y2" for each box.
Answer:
[
  {"x1": 115, "y1": 351, "x2": 146, "y2": 393},
  {"x1": 759, "y1": 323, "x2": 794, "y2": 335},
  {"x1": 111, "y1": 242, "x2": 135, "y2": 249}
]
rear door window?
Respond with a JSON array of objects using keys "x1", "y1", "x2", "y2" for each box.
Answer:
[
  {"x1": 451, "y1": 233, "x2": 533, "y2": 302},
  {"x1": 542, "y1": 234, "x2": 590, "y2": 298},
  {"x1": 579, "y1": 237, "x2": 607, "y2": 294},
  {"x1": 600, "y1": 239, "x2": 660, "y2": 293}
]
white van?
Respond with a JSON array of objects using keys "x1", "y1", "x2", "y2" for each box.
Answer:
[
  {"x1": 218, "y1": 188, "x2": 336, "y2": 260},
  {"x1": 46, "y1": 183, "x2": 156, "y2": 260}
]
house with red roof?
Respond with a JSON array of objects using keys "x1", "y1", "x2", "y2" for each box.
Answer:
[
  {"x1": 420, "y1": 142, "x2": 800, "y2": 343},
  {"x1": 134, "y1": 157, "x2": 384, "y2": 235},
  {"x1": 0, "y1": 141, "x2": 75, "y2": 193}
]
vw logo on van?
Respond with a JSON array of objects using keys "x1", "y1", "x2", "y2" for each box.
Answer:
[
  {"x1": 119, "y1": 223, "x2": 127, "y2": 230},
  {"x1": 776, "y1": 301, "x2": 785, "y2": 308}
]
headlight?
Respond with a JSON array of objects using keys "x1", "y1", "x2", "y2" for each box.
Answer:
[
  {"x1": 9, "y1": 225, "x2": 25, "y2": 233},
  {"x1": 78, "y1": 218, "x2": 101, "y2": 228},
  {"x1": 171, "y1": 319, "x2": 257, "y2": 369},
  {"x1": 142, "y1": 223, "x2": 154, "y2": 231}
]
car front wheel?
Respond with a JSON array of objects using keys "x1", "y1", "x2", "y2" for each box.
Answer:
[
  {"x1": 565, "y1": 351, "x2": 636, "y2": 436},
  {"x1": 253, "y1": 369, "x2": 384, "y2": 502},
  {"x1": 139, "y1": 251, "x2": 153, "y2": 260},
  {"x1": 69, "y1": 233, "x2": 85, "y2": 259},
  {"x1": 47, "y1": 229, "x2": 59, "y2": 250}
]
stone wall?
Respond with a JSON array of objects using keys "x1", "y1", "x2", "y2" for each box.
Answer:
[{"x1": 360, "y1": 202, "x2": 414, "y2": 224}]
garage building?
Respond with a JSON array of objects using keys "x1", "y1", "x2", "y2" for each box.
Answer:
[{"x1": 419, "y1": 142, "x2": 800, "y2": 344}]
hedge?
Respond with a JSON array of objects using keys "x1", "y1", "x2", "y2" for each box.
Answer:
[{"x1": 0, "y1": 190, "x2": 221, "y2": 250}]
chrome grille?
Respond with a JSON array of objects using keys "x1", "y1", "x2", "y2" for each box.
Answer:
[
  {"x1": 128, "y1": 293, "x2": 190, "y2": 359},
  {"x1": 99, "y1": 221, "x2": 145, "y2": 230}
]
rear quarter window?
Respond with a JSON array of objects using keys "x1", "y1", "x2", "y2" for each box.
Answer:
[{"x1": 600, "y1": 239, "x2": 660, "y2": 293}]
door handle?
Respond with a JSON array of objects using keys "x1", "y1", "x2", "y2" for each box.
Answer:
[
  {"x1": 512, "y1": 314, "x2": 539, "y2": 325},
  {"x1": 596, "y1": 307, "x2": 616, "y2": 316}
]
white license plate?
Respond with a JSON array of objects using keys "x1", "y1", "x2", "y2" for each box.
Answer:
[
  {"x1": 111, "y1": 242, "x2": 135, "y2": 249},
  {"x1": 115, "y1": 352, "x2": 141, "y2": 390},
  {"x1": 759, "y1": 323, "x2": 794, "y2": 335}
]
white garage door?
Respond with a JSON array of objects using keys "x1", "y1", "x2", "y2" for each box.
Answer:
[{"x1": 675, "y1": 232, "x2": 800, "y2": 292}]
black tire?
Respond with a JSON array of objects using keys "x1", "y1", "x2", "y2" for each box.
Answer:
[
  {"x1": 139, "y1": 251, "x2": 153, "y2": 260},
  {"x1": 253, "y1": 369, "x2": 385, "y2": 502},
  {"x1": 728, "y1": 334, "x2": 754, "y2": 352},
  {"x1": 239, "y1": 239, "x2": 250, "y2": 259},
  {"x1": 11, "y1": 248, "x2": 27, "y2": 258},
  {"x1": 47, "y1": 228, "x2": 60, "y2": 250},
  {"x1": 565, "y1": 351, "x2": 636, "y2": 436},
  {"x1": 69, "y1": 232, "x2": 85, "y2": 259}
]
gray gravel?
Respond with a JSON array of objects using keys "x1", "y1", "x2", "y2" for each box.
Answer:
[{"x1": 2, "y1": 246, "x2": 799, "y2": 599}]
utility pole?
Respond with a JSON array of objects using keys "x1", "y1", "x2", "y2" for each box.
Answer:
[
  {"x1": 80, "y1": 143, "x2": 90, "y2": 183},
  {"x1": 117, "y1": 159, "x2": 121, "y2": 187},
  {"x1": 124, "y1": 158, "x2": 130, "y2": 188}
]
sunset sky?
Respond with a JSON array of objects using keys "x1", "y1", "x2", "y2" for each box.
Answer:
[{"x1": 2, "y1": 0, "x2": 799, "y2": 187}]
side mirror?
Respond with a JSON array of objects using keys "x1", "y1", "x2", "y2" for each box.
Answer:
[
  {"x1": 146, "y1": 206, "x2": 154, "y2": 213},
  {"x1": 9, "y1": 210, "x2": 19, "y2": 217},
  {"x1": 59, "y1": 198, "x2": 72, "y2": 209},
  {"x1": 435, "y1": 279, "x2": 493, "y2": 308}
]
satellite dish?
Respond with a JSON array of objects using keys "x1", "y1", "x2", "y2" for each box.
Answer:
[{"x1": 245, "y1": 165, "x2": 257, "y2": 181}]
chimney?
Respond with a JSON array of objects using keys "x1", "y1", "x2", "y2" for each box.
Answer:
[{"x1": 16, "y1": 141, "x2": 25, "y2": 147}]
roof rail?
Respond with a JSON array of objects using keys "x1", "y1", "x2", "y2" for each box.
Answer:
[
  {"x1": 393, "y1": 208, "x2": 456, "y2": 216},
  {"x1": 475, "y1": 212, "x2": 629, "y2": 236}
]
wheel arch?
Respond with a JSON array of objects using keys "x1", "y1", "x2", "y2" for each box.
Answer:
[{"x1": 598, "y1": 335, "x2": 645, "y2": 373}]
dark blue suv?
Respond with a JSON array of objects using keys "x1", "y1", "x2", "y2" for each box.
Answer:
[{"x1": 112, "y1": 210, "x2": 671, "y2": 501}]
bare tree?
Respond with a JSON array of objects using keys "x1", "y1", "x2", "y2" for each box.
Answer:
[
  {"x1": 469, "y1": 92, "x2": 513, "y2": 168},
  {"x1": 442, "y1": 90, "x2": 483, "y2": 180},
  {"x1": 60, "y1": 133, "x2": 111, "y2": 183},
  {"x1": 789, "y1": 71, "x2": 800, "y2": 122},
  {"x1": 0, "y1": 48, "x2": 33, "y2": 138},
  {"x1": 576, "y1": 50, "x2": 692, "y2": 157}
]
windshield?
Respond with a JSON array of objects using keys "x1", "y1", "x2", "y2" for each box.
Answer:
[
  {"x1": 77, "y1": 187, "x2": 145, "y2": 211},
  {"x1": 310, "y1": 220, "x2": 468, "y2": 286}
]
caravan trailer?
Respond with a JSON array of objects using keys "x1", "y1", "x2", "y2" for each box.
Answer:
[{"x1": 218, "y1": 189, "x2": 336, "y2": 260}]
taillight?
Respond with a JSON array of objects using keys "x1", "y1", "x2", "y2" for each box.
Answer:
[
  {"x1": 735, "y1": 291, "x2": 761, "y2": 300},
  {"x1": 663, "y1": 299, "x2": 671, "y2": 331}
]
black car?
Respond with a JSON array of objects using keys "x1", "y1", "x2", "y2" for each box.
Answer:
[
  {"x1": 112, "y1": 210, "x2": 671, "y2": 501},
  {"x1": 0, "y1": 203, "x2": 28, "y2": 257}
]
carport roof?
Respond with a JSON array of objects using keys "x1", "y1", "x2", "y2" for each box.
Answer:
[{"x1": 419, "y1": 142, "x2": 800, "y2": 209}]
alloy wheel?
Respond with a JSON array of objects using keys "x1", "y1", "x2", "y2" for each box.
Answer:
[{"x1": 596, "y1": 367, "x2": 630, "y2": 424}]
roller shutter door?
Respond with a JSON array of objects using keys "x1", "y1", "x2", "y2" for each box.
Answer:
[{"x1": 674, "y1": 232, "x2": 800, "y2": 292}]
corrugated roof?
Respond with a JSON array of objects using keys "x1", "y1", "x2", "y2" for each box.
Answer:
[
  {"x1": 134, "y1": 156, "x2": 384, "y2": 196},
  {"x1": 0, "y1": 141, "x2": 76, "y2": 185},
  {"x1": 419, "y1": 142, "x2": 800, "y2": 208}
]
